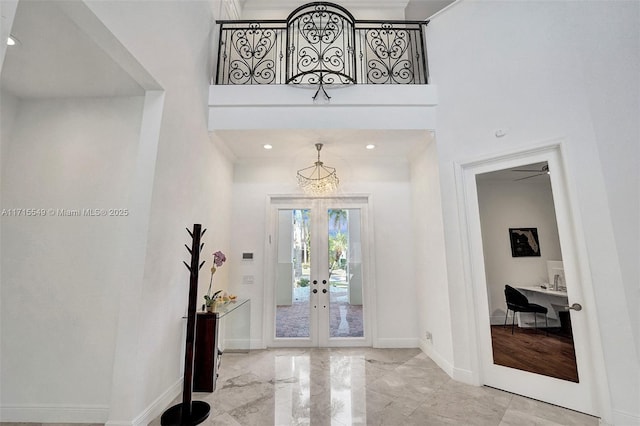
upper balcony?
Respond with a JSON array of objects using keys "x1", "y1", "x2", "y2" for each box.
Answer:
[
  {"x1": 208, "y1": 2, "x2": 437, "y2": 131},
  {"x1": 215, "y1": 2, "x2": 428, "y2": 86}
]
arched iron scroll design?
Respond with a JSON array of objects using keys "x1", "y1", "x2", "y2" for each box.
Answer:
[
  {"x1": 214, "y1": 2, "x2": 429, "y2": 85},
  {"x1": 286, "y1": 2, "x2": 357, "y2": 85}
]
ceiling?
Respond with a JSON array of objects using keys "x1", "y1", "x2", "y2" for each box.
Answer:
[
  {"x1": 476, "y1": 162, "x2": 551, "y2": 182},
  {"x1": 0, "y1": 1, "x2": 144, "y2": 98},
  {"x1": 241, "y1": 0, "x2": 455, "y2": 20},
  {"x1": 405, "y1": 0, "x2": 456, "y2": 20},
  {"x1": 213, "y1": 129, "x2": 433, "y2": 163}
]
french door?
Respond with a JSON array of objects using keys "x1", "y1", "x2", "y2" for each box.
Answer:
[{"x1": 266, "y1": 196, "x2": 370, "y2": 347}]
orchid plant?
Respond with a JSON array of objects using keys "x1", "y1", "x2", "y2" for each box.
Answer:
[{"x1": 204, "y1": 251, "x2": 226, "y2": 307}]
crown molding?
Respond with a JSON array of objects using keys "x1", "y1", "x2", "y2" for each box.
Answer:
[
  {"x1": 223, "y1": 0, "x2": 242, "y2": 19},
  {"x1": 242, "y1": 0, "x2": 410, "y2": 11}
]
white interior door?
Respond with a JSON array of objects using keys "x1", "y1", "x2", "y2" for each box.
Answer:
[
  {"x1": 461, "y1": 146, "x2": 602, "y2": 416},
  {"x1": 266, "y1": 196, "x2": 370, "y2": 347}
]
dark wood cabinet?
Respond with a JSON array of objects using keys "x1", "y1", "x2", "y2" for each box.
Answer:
[
  {"x1": 192, "y1": 299, "x2": 250, "y2": 393},
  {"x1": 193, "y1": 312, "x2": 221, "y2": 392}
]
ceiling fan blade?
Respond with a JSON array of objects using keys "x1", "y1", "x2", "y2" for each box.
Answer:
[{"x1": 514, "y1": 173, "x2": 545, "y2": 181}]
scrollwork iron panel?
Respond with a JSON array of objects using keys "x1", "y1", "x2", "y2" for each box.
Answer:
[
  {"x1": 216, "y1": 22, "x2": 286, "y2": 85},
  {"x1": 215, "y1": 2, "x2": 428, "y2": 85},
  {"x1": 286, "y1": 2, "x2": 356, "y2": 85},
  {"x1": 356, "y1": 22, "x2": 426, "y2": 84}
]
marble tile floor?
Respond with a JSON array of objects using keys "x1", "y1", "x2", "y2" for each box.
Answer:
[
  {"x1": 1, "y1": 348, "x2": 597, "y2": 426},
  {"x1": 150, "y1": 347, "x2": 597, "y2": 426}
]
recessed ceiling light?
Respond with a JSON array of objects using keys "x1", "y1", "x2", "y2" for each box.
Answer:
[
  {"x1": 7, "y1": 35, "x2": 17, "y2": 46},
  {"x1": 263, "y1": 144, "x2": 273, "y2": 150},
  {"x1": 366, "y1": 144, "x2": 375, "y2": 150}
]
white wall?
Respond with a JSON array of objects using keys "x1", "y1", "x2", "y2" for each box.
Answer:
[
  {"x1": 0, "y1": 95, "x2": 144, "y2": 421},
  {"x1": 410, "y1": 140, "x2": 455, "y2": 374},
  {"x1": 477, "y1": 178, "x2": 561, "y2": 323},
  {"x1": 0, "y1": 90, "x2": 18, "y2": 150},
  {"x1": 427, "y1": 1, "x2": 639, "y2": 423},
  {"x1": 577, "y1": 4, "x2": 640, "y2": 356},
  {"x1": 229, "y1": 155, "x2": 419, "y2": 348},
  {"x1": 1, "y1": 1, "x2": 235, "y2": 424},
  {"x1": 0, "y1": 0, "x2": 18, "y2": 70},
  {"x1": 84, "y1": 2, "x2": 234, "y2": 423}
]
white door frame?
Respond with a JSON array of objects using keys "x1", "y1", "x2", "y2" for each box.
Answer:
[
  {"x1": 455, "y1": 140, "x2": 611, "y2": 419},
  {"x1": 263, "y1": 194, "x2": 374, "y2": 348}
]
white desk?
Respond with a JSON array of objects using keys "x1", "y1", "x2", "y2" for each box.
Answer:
[{"x1": 515, "y1": 286, "x2": 569, "y2": 328}]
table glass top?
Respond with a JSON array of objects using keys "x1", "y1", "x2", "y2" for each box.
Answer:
[{"x1": 205, "y1": 298, "x2": 250, "y2": 317}]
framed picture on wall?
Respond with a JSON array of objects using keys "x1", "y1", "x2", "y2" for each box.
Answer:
[{"x1": 509, "y1": 227, "x2": 541, "y2": 257}]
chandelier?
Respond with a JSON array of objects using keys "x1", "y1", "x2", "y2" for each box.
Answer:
[{"x1": 296, "y1": 143, "x2": 339, "y2": 195}]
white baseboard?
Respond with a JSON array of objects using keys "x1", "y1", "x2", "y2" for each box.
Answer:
[
  {"x1": 251, "y1": 338, "x2": 266, "y2": 349},
  {"x1": 0, "y1": 379, "x2": 182, "y2": 425},
  {"x1": 451, "y1": 366, "x2": 474, "y2": 384},
  {"x1": 222, "y1": 338, "x2": 252, "y2": 351},
  {"x1": 133, "y1": 377, "x2": 183, "y2": 426},
  {"x1": 612, "y1": 409, "x2": 640, "y2": 426},
  {"x1": 374, "y1": 337, "x2": 420, "y2": 348},
  {"x1": 419, "y1": 341, "x2": 475, "y2": 385},
  {"x1": 419, "y1": 340, "x2": 453, "y2": 377},
  {"x1": 0, "y1": 403, "x2": 109, "y2": 423},
  {"x1": 234, "y1": 338, "x2": 266, "y2": 350},
  {"x1": 491, "y1": 314, "x2": 507, "y2": 325},
  {"x1": 106, "y1": 378, "x2": 182, "y2": 426}
]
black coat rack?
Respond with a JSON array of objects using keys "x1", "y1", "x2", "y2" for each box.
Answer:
[{"x1": 161, "y1": 224, "x2": 210, "y2": 425}]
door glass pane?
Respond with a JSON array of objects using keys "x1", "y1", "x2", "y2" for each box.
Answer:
[
  {"x1": 275, "y1": 209, "x2": 311, "y2": 338},
  {"x1": 476, "y1": 162, "x2": 579, "y2": 382},
  {"x1": 328, "y1": 209, "x2": 364, "y2": 338}
]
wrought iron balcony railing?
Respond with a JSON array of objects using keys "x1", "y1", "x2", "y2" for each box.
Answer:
[{"x1": 215, "y1": 2, "x2": 428, "y2": 86}]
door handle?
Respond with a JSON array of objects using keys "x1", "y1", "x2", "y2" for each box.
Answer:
[
  {"x1": 312, "y1": 289, "x2": 318, "y2": 294},
  {"x1": 565, "y1": 303, "x2": 582, "y2": 311}
]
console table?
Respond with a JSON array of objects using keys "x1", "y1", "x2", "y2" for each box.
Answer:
[
  {"x1": 515, "y1": 286, "x2": 568, "y2": 328},
  {"x1": 193, "y1": 298, "x2": 250, "y2": 392}
]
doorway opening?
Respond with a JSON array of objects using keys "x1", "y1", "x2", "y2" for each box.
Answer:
[
  {"x1": 476, "y1": 161, "x2": 579, "y2": 382},
  {"x1": 266, "y1": 196, "x2": 371, "y2": 348},
  {"x1": 460, "y1": 144, "x2": 601, "y2": 416}
]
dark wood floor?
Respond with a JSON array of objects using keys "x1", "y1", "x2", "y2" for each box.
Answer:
[{"x1": 491, "y1": 325, "x2": 579, "y2": 382}]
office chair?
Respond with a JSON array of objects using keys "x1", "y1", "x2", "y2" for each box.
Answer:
[{"x1": 504, "y1": 285, "x2": 548, "y2": 334}]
